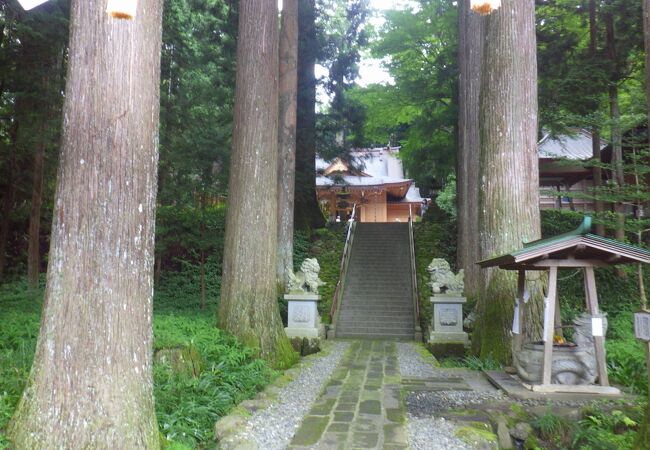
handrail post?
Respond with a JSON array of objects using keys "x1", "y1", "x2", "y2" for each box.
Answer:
[
  {"x1": 408, "y1": 205, "x2": 422, "y2": 341},
  {"x1": 329, "y1": 203, "x2": 357, "y2": 334}
]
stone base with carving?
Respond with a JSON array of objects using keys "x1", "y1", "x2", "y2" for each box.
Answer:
[
  {"x1": 284, "y1": 294, "x2": 325, "y2": 339},
  {"x1": 428, "y1": 295, "x2": 469, "y2": 347}
]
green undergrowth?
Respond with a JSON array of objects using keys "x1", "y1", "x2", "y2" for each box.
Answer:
[
  {"x1": 529, "y1": 402, "x2": 646, "y2": 450},
  {"x1": 301, "y1": 224, "x2": 345, "y2": 324},
  {"x1": 154, "y1": 315, "x2": 276, "y2": 448},
  {"x1": 413, "y1": 206, "x2": 457, "y2": 334},
  {"x1": 0, "y1": 280, "x2": 276, "y2": 449}
]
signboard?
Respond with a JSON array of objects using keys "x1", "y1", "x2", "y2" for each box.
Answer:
[{"x1": 634, "y1": 311, "x2": 650, "y2": 342}]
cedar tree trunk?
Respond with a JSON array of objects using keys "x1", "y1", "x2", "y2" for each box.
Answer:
[
  {"x1": 294, "y1": 0, "x2": 325, "y2": 230},
  {"x1": 604, "y1": 2, "x2": 626, "y2": 242},
  {"x1": 8, "y1": 1, "x2": 163, "y2": 448},
  {"x1": 637, "y1": 1, "x2": 650, "y2": 444},
  {"x1": 27, "y1": 139, "x2": 45, "y2": 289},
  {"x1": 277, "y1": 0, "x2": 299, "y2": 290},
  {"x1": 589, "y1": 0, "x2": 605, "y2": 236},
  {"x1": 474, "y1": 0, "x2": 544, "y2": 363},
  {"x1": 219, "y1": 0, "x2": 297, "y2": 369},
  {"x1": 457, "y1": 0, "x2": 485, "y2": 299}
]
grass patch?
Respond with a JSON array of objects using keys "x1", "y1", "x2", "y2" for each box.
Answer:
[{"x1": 0, "y1": 280, "x2": 276, "y2": 449}]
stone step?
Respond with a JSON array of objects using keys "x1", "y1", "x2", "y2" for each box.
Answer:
[
  {"x1": 336, "y1": 325, "x2": 414, "y2": 335},
  {"x1": 335, "y1": 330, "x2": 414, "y2": 339}
]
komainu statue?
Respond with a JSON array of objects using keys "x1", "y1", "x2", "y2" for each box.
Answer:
[
  {"x1": 427, "y1": 258, "x2": 464, "y2": 295},
  {"x1": 288, "y1": 258, "x2": 325, "y2": 294}
]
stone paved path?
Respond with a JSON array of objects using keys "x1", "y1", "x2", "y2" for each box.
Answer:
[{"x1": 288, "y1": 340, "x2": 408, "y2": 450}]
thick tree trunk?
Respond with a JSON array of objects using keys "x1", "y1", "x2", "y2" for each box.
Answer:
[
  {"x1": 219, "y1": 0, "x2": 297, "y2": 369},
  {"x1": 474, "y1": 0, "x2": 543, "y2": 363},
  {"x1": 457, "y1": 0, "x2": 485, "y2": 299},
  {"x1": 294, "y1": 0, "x2": 325, "y2": 231},
  {"x1": 27, "y1": 140, "x2": 45, "y2": 289},
  {"x1": 277, "y1": 0, "x2": 299, "y2": 290},
  {"x1": 604, "y1": 2, "x2": 625, "y2": 242},
  {"x1": 8, "y1": 1, "x2": 163, "y2": 448},
  {"x1": 0, "y1": 124, "x2": 17, "y2": 281},
  {"x1": 589, "y1": 0, "x2": 605, "y2": 235},
  {"x1": 637, "y1": 2, "x2": 650, "y2": 441}
]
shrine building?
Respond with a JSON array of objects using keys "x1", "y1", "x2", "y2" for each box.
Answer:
[{"x1": 315, "y1": 147, "x2": 426, "y2": 223}]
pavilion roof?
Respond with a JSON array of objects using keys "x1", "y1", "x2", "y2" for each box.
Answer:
[{"x1": 478, "y1": 216, "x2": 650, "y2": 269}]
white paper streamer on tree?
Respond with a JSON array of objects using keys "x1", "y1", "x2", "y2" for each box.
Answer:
[
  {"x1": 470, "y1": 0, "x2": 501, "y2": 16},
  {"x1": 591, "y1": 317, "x2": 604, "y2": 337},
  {"x1": 512, "y1": 298, "x2": 521, "y2": 334},
  {"x1": 16, "y1": 0, "x2": 49, "y2": 10},
  {"x1": 542, "y1": 297, "x2": 552, "y2": 342},
  {"x1": 107, "y1": 0, "x2": 137, "y2": 20}
]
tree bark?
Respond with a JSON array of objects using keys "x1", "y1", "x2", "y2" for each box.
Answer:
[
  {"x1": 604, "y1": 1, "x2": 626, "y2": 242},
  {"x1": 638, "y1": 1, "x2": 650, "y2": 443},
  {"x1": 277, "y1": 0, "x2": 299, "y2": 290},
  {"x1": 8, "y1": 1, "x2": 163, "y2": 448},
  {"x1": 219, "y1": 0, "x2": 297, "y2": 369},
  {"x1": 457, "y1": 0, "x2": 485, "y2": 299},
  {"x1": 589, "y1": 0, "x2": 605, "y2": 236},
  {"x1": 294, "y1": 0, "x2": 325, "y2": 230},
  {"x1": 27, "y1": 139, "x2": 45, "y2": 289},
  {"x1": 0, "y1": 124, "x2": 17, "y2": 282},
  {"x1": 474, "y1": 0, "x2": 543, "y2": 363}
]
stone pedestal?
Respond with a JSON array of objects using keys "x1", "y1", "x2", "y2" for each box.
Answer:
[
  {"x1": 285, "y1": 294, "x2": 325, "y2": 339},
  {"x1": 429, "y1": 294, "x2": 469, "y2": 346}
]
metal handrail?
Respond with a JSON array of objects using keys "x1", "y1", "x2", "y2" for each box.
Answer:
[
  {"x1": 329, "y1": 203, "x2": 357, "y2": 323},
  {"x1": 408, "y1": 205, "x2": 421, "y2": 338}
]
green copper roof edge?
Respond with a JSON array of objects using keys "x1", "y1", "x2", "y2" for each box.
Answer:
[
  {"x1": 478, "y1": 216, "x2": 650, "y2": 266},
  {"x1": 584, "y1": 233, "x2": 650, "y2": 257},
  {"x1": 516, "y1": 216, "x2": 592, "y2": 253}
]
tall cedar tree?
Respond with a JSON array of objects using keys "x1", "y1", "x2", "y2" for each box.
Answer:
[
  {"x1": 474, "y1": 0, "x2": 544, "y2": 362},
  {"x1": 8, "y1": 1, "x2": 163, "y2": 447},
  {"x1": 638, "y1": 0, "x2": 650, "y2": 445},
  {"x1": 294, "y1": 0, "x2": 325, "y2": 230},
  {"x1": 278, "y1": 0, "x2": 299, "y2": 290},
  {"x1": 219, "y1": 0, "x2": 297, "y2": 368},
  {"x1": 457, "y1": 0, "x2": 484, "y2": 298}
]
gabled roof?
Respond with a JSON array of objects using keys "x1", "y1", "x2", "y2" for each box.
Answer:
[
  {"x1": 538, "y1": 129, "x2": 606, "y2": 161},
  {"x1": 478, "y1": 216, "x2": 650, "y2": 269}
]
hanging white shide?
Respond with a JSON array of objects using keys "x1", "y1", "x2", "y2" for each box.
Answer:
[
  {"x1": 107, "y1": 0, "x2": 137, "y2": 20},
  {"x1": 470, "y1": 0, "x2": 501, "y2": 16}
]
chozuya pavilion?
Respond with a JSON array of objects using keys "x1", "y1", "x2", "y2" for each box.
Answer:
[{"x1": 315, "y1": 146, "x2": 426, "y2": 223}]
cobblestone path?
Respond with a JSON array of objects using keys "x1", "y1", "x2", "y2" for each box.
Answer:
[{"x1": 288, "y1": 340, "x2": 408, "y2": 450}]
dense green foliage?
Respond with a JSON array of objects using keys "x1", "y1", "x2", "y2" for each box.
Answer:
[
  {"x1": 348, "y1": 0, "x2": 458, "y2": 192},
  {"x1": 413, "y1": 206, "x2": 457, "y2": 334},
  {"x1": 154, "y1": 316, "x2": 274, "y2": 448},
  {"x1": 0, "y1": 280, "x2": 276, "y2": 450},
  {"x1": 296, "y1": 225, "x2": 346, "y2": 324}
]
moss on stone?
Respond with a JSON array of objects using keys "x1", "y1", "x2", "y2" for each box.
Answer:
[{"x1": 454, "y1": 423, "x2": 498, "y2": 448}]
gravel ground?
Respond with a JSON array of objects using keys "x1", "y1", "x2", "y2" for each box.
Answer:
[
  {"x1": 231, "y1": 341, "x2": 350, "y2": 450},
  {"x1": 407, "y1": 417, "x2": 474, "y2": 450},
  {"x1": 397, "y1": 342, "x2": 446, "y2": 377},
  {"x1": 407, "y1": 390, "x2": 507, "y2": 416},
  {"x1": 398, "y1": 342, "x2": 506, "y2": 449}
]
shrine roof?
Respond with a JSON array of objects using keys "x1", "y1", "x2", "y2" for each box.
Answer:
[{"x1": 478, "y1": 216, "x2": 650, "y2": 269}]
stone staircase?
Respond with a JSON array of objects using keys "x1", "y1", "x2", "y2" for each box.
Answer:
[{"x1": 335, "y1": 223, "x2": 416, "y2": 339}]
